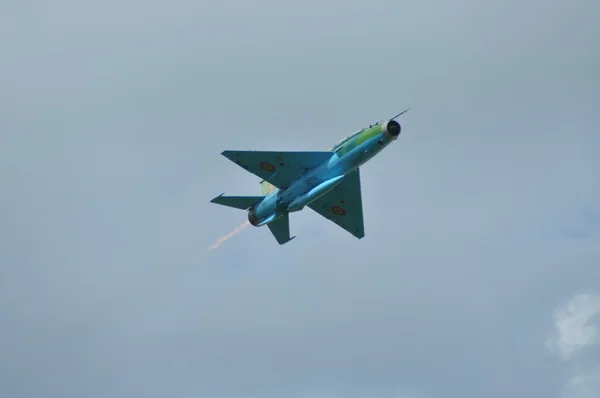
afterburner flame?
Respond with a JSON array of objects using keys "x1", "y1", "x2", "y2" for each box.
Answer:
[{"x1": 207, "y1": 220, "x2": 250, "y2": 250}]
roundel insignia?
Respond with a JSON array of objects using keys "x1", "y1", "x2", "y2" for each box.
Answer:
[
  {"x1": 260, "y1": 161, "x2": 275, "y2": 172},
  {"x1": 331, "y1": 205, "x2": 346, "y2": 216}
]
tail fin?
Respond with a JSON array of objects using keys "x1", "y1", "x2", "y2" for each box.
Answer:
[
  {"x1": 210, "y1": 194, "x2": 264, "y2": 210},
  {"x1": 267, "y1": 213, "x2": 295, "y2": 245},
  {"x1": 260, "y1": 180, "x2": 275, "y2": 195}
]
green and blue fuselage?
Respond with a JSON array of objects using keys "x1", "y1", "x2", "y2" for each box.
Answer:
[{"x1": 248, "y1": 119, "x2": 401, "y2": 226}]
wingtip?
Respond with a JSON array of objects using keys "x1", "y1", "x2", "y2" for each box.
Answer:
[
  {"x1": 221, "y1": 150, "x2": 242, "y2": 162},
  {"x1": 278, "y1": 236, "x2": 296, "y2": 245},
  {"x1": 210, "y1": 192, "x2": 225, "y2": 203}
]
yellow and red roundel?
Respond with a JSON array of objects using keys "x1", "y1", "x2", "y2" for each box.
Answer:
[
  {"x1": 260, "y1": 161, "x2": 275, "y2": 172},
  {"x1": 331, "y1": 205, "x2": 346, "y2": 216}
]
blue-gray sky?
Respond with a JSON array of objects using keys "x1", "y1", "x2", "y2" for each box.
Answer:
[{"x1": 2, "y1": 1, "x2": 599, "y2": 397}]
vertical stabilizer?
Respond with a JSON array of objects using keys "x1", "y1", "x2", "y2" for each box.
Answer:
[{"x1": 260, "y1": 180, "x2": 275, "y2": 195}]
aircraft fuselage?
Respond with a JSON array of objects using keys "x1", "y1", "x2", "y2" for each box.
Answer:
[{"x1": 247, "y1": 119, "x2": 400, "y2": 227}]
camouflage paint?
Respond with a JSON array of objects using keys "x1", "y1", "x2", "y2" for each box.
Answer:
[{"x1": 334, "y1": 124, "x2": 383, "y2": 157}]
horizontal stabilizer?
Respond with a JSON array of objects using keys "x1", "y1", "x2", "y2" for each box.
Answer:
[
  {"x1": 210, "y1": 194, "x2": 264, "y2": 210},
  {"x1": 267, "y1": 213, "x2": 295, "y2": 245}
]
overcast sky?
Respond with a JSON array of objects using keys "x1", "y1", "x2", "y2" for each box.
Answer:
[{"x1": 2, "y1": 0, "x2": 600, "y2": 397}]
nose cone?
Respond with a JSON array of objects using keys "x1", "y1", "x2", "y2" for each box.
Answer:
[{"x1": 386, "y1": 120, "x2": 401, "y2": 137}]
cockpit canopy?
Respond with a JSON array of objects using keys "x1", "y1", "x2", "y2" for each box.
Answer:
[
  {"x1": 331, "y1": 121, "x2": 383, "y2": 151},
  {"x1": 331, "y1": 129, "x2": 362, "y2": 151}
]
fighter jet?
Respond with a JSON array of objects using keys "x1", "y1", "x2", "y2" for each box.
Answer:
[{"x1": 210, "y1": 109, "x2": 410, "y2": 244}]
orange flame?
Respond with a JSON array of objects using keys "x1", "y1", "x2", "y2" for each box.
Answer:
[{"x1": 207, "y1": 220, "x2": 250, "y2": 250}]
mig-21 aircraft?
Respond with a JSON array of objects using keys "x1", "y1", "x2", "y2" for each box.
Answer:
[{"x1": 210, "y1": 109, "x2": 410, "y2": 245}]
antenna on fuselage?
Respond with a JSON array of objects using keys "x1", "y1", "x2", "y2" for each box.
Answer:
[
  {"x1": 369, "y1": 107, "x2": 411, "y2": 128},
  {"x1": 390, "y1": 108, "x2": 411, "y2": 120}
]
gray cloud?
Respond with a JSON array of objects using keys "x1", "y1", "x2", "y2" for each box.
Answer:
[
  {"x1": 563, "y1": 365, "x2": 600, "y2": 398},
  {"x1": 547, "y1": 291, "x2": 600, "y2": 361},
  {"x1": 1, "y1": 0, "x2": 599, "y2": 397},
  {"x1": 547, "y1": 291, "x2": 600, "y2": 398}
]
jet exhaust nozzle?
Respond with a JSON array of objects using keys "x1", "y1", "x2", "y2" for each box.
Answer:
[{"x1": 248, "y1": 206, "x2": 260, "y2": 226}]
